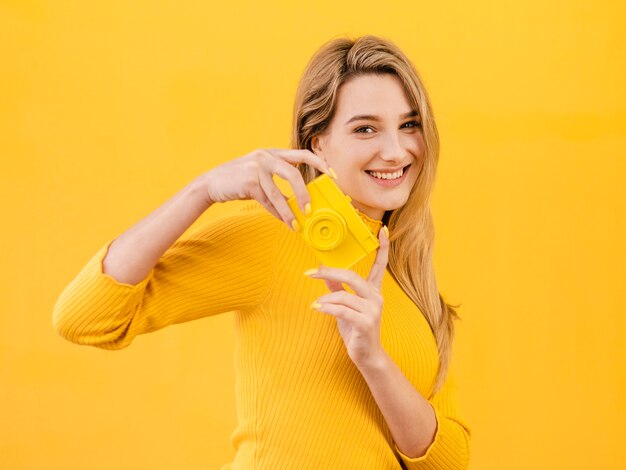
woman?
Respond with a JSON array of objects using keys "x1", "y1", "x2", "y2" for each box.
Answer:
[{"x1": 53, "y1": 35, "x2": 471, "y2": 469}]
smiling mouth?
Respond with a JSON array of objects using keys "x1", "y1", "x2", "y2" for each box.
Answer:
[{"x1": 365, "y1": 164, "x2": 411, "y2": 180}]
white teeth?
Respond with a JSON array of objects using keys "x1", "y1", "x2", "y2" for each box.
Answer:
[{"x1": 367, "y1": 168, "x2": 404, "y2": 180}]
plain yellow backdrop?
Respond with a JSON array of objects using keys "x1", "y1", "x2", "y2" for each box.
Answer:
[{"x1": 1, "y1": 1, "x2": 624, "y2": 469}]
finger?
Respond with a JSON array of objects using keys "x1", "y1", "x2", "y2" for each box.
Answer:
[
  {"x1": 367, "y1": 226, "x2": 390, "y2": 288},
  {"x1": 251, "y1": 188, "x2": 285, "y2": 222},
  {"x1": 268, "y1": 160, "x2": 311, "y2": 216},
  {"x1": 265, "y1": 148, "x2": 334, "y2": 179},
  {"x1": 315, "y1": 290, "x2": 369, "y2": 311},
  {"x1": 306, "y1": 264, "x2": 345, "y2": 292},
  {"x1": 307, "y1": 266, "x2": 370, "y2": 299},
  {"x1": 312, "y1": 302, "x2": 360, "y2": 323},
  {"x1": 323, "y1": 278, "x2": 346, "y2": 293},
  {"x1": 257, "y1": 167, "x2": 297, "y2": 227}
]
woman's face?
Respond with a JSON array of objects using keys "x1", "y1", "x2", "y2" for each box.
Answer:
[{"x1": 311, "y1": 73, "x2": 425, "y2": 221}]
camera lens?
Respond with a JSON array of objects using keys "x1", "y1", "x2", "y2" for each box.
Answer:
[{"x1": 303, "y1": 209, "x2": 347, "y2": 251}]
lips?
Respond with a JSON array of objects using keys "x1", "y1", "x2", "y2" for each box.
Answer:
[
  {"x1": 365, "y1": 164, "x2": 411, "y2": 180},
  {"x1": 365, "y1": 164, "x2": 411, "y2": 187}
]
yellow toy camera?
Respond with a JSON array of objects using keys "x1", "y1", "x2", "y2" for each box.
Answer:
[{"x1": 287, "y1": 173, "x2": 379, "y2": 268}]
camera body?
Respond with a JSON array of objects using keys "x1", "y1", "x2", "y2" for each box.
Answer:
[{"x1": 287, "y1": 174, "x2": 379, "y2": 268}]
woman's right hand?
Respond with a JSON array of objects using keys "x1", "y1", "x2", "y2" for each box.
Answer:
[{"x1": 199, "y1": 148, "x2": 334, "y2": 230}]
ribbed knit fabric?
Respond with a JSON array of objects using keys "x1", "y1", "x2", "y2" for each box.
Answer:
[{"x1": 53, "y1": 200, "x2": 471, "y2": 470}]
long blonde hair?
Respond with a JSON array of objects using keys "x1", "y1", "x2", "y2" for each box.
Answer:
[{"x1": 290, "y1": 35, "x2": 461, "y2": 395}]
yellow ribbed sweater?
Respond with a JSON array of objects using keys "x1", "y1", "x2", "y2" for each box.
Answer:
[{"x1": 53, "y1": 201, "x2": 471, "y2": 470}]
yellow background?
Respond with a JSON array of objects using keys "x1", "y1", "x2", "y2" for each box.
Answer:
[{"x1": 2, "y1": 1, "x2": 624, "y2": 468}]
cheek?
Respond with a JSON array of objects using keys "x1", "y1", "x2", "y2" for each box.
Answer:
[
  {"x1": 329, "y1": 152, "x2": 363, "y2": 173},
  {"x1": 410, "y1": 132, "x2": 426, "y2": 151}
]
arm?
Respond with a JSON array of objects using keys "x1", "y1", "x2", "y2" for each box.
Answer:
[
  {"x1": 52, "y1": 200, "x2": 281, "y2": 349},
  {"x1": 100, "y1": 146, "x2": 332, "y2": 285},
  {"x1": 306, "y1": 228, "x2": 470, "y2": 470},
  {"x1": 360, "y1": 356, "x2": 471, "y2": 470},
  {"x1": 101, "y1": 175, "x2": 212, "y2": 286},
  {"x1": 52, "y1": 148, "x2": 331, "y2": 349}
]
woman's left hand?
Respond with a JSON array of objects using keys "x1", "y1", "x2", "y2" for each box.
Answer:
[{"x1": 306, "y1": 226, "x2": 390, "y2": 371}]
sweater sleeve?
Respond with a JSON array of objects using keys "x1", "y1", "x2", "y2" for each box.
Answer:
[
  {"x1": 395, "y1": 368, "x2": 472, "y2": 470},
  {"x1": 52, "y1": 202, "x2": 281, "y2": 350}
]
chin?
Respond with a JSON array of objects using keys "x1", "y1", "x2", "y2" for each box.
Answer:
[{"x1": 381, "y1": 195, "x2": 411, "y2": 211}]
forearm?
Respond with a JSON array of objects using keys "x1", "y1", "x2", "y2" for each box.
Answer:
[
  {"x1": 358, "y1": 352, "x2": 437, "y2": 459},
  {"x1": 102, "y1": 175, "x2": 212, "y2": 285}
]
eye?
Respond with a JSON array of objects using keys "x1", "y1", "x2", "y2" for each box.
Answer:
[
  {"x1": 401, "y1": 120, "x2": 422, "y2": 129},
  {"x1": 355, "y1": 126, "x2": 374, "y2": 134}
]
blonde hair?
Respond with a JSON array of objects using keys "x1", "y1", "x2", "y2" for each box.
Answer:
[{"x1": 290, "y1": 35, "x2": 461, "y2": 395}]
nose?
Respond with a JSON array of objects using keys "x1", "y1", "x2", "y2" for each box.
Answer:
[{"x1": 378, "y1": 130, "x2": 409, "y2": 163}]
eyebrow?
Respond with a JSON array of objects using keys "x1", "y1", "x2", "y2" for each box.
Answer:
[{"x1": 345, "y1": 109, "x2": 419, "y2": 125}]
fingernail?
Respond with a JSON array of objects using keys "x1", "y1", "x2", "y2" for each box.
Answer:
[
  {"x1": 310, "y1": 301, "x2": 322, "y2": 309},
  {"x1": 328, "y1": 167, "x2": 338, "y2": 180},
  {"x1": 291, "y1": 219, "x2": 301, "y2": 231},
  {"x1": 383, "y1": 225, "x2": 389, "y2": 237},
  {"x1": 304, "y1": 268, "x2": 318, "y2": 276},
  {"x1": 305, "y1": 203, "x2": 312, "y2": 216}
]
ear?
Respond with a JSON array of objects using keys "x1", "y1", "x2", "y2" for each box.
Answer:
[{"x1": 311, "y1": 135, "x2": 323, "y2": 154}]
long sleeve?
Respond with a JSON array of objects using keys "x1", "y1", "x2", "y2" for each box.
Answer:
[
  {"x1": 52, "y1": 199, "x2": 472, "y2": 469},
  {"x1": 52, "y1": 202, "x2": 281, "y2": 350},
  {"x1": 395, "y1": 368, "x2": 472, "y2": 470}
]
